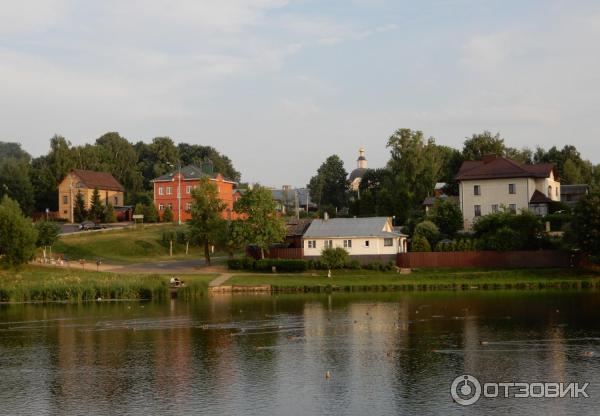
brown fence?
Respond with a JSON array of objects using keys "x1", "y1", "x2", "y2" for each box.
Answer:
[
  {"x1": 397, "y1": 250, "x2": 574, "y2": 269},
  {"x1": 247, "y1": 247, "x2": 304, "y2": 260}
]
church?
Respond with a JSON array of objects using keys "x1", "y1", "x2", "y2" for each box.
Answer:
[{"x1": 349, "y1": 148, "x2": 368, "y2": 191}]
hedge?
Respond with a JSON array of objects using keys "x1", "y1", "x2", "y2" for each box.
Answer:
[{"x1": 227, "y1": 258, "x2": 309, "y2": 272}]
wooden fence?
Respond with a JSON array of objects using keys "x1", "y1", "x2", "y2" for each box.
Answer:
[{"x1": 397, "y1": 250, "x2": 574, "y2": 269}]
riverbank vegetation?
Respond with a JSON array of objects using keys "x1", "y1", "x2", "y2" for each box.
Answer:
[{"x1": 0, "y1": 266, "x2": 215, "y2": 303}]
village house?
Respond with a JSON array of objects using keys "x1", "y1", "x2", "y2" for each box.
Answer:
[
  {"x1": 422, "y1": 182, "x2": 459, "y2": 213},
  {"x1": 152, "y1": 161, "x2": 237, "y2": 223},
  {"x1": 560, "y1": 184, "x2": 589, "y2": 209},
  {"x1": 270, "y1": 186, "x2": 316, "y2": 214},
  {"x1": 302, "y1": 216, "x2": 407, "y2": 264},
  {"x1": 57, "y1": 169, "x2": 125, "y2": 222},
  {"x1": 455, "y1": 155, "x2": 560, "y2": 230}
]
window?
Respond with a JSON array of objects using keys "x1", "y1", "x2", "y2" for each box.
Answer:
[
  {"x1": 166, "y1": 187, "x2": 172, "y2": 195},
  {"x1": 509, "y1": 204, "x2": 517, "y2": 213},
  {"x1": 324, "y1": 240, "x2": 333, "y2": 249},
  {"x1": 384, "y1": 238, "x2": 393, "y2": 247},
  {"x1": 307, "y1": 240, "x2": 316, "y2": 249},
  {"x1": 491, "y1": 204, "x2": 499, "y2": 213},
  {"x1": 159, "y1": 187, "x2": 164, "y2": 196},
  {"x1": 364, "y1": 240, "x2": 370, "y2": 247},
  {"x1": 186, "y1": 185, "x2": 192, "y2": 194},
  {"x1": 159, "y1": 204, "x2": 164, "y2": 211},
  {"x1": 343, "y1": 239, "x2": 352, "y2": 248},
  {"x1": 509, "y1": 184, "x2": 516, "y2": 194},
  {"x1": 186, "y1": 202, "x2": 192, "y2": 211},
  {"x1": 474, "y1": 205, "x2": 481, "y2": 217},
  {"x1": 167, "y1": 203, "x2": 173, "y2": 209},
  {"x1": 547, "y1": 186, "x2": 552, "y2": 198},
  {"x1": 63, "y1": 195, "x2": 68, "y2": 205},
  {"x1": 474, "y1": 185, "x2": 481, "y2": 196},
  {"x1": 114, "y1": 196, "x2": 119, "y2": 205}
]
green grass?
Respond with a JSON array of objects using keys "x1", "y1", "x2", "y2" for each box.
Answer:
[
  {"x1": 52, "y1": 224, "x2": 221, "y2": 264},
  {"x1": 0, "y1": 266, "x2": 216, "y2": 302},
  {"x1": 226, "y1": 268, "x2": 600, "y2": 292}
]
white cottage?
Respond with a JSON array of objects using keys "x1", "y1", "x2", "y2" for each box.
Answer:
[{"x1": 302, "y1": 217, "x2": 407, "y2": 263}]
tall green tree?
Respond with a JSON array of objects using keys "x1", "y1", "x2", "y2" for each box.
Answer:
[
  {"x1": 35, "y1": 221, "x2": 60, "y2": 260},
  {"x1": 235, "y1": 185, "x2": 286, "y2": 259},
  {"x1": 95, "y1": 132, "x2": 143, "y2": 197},
  {"x1": 308, "y1": 155, "x2": 348, "y2": 213},
  {"x1": 569, "y1": 193, "x2": 600, "y2": 255},
  {"x1": 162, "y1": 205, "x2": 174, "y2": 223},
  {"x1": 74, "y1": 191, "x2": 87, "y2": 222},
  {"x1": 89, "y1": 188, "x2": 104, "y2": 222},
  {"x1": 427, "y1": 199, "x2": 463, "y2": 236},
  {"x1": 462, "y1": 131, "x2": 506, "y2": 160},
  {"x1": 188, "y1": 177, "x2": 227, "y2": 265},
  {"x1": 0, "y1": 196, "x2": 38, "y2": 267},
  {"x1": 0, "y1": 158, "x2": 35, "y2": 216},
  {"x1": 177, "y1": 143, "x2": 241, "y2": 182}
]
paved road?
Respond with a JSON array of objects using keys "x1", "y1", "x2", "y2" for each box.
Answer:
[{"x1": 104, "y1": 257, "x2": 229, "y2": 274}]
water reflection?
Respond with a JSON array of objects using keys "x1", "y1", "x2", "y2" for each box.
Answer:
[{"x1": 1, "y1": 291, "x2": 599, "y2": 415}]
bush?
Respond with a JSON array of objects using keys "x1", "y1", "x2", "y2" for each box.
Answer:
[
  {"x1": 162, "y1": 206, "x2": 174, "y2": 223},
  {"x1": 363, "y1": 261, "x2": 384, "y2": 271},
  {"x1": 473, "y1": 210, "x2": 544, "y2": 251},
  {"x1": 227, "y1": 257, "x2": 255, "y2": 270},
  {"x1": 411, "y1": 235, "x2": 431, "y2": 252},
  {"x1": 344, "y1": 259, "x2": 362, "y2": 269},
  {"x1": 320, "y1": 247, "x2": 349, "y2": 269},
  {"x1": 254, "y1": 259, "x2": 308, "y2": 272},
  {"x1": 428, "y1": 199, "x2": 463, "y2": 236},
  {"x1": 414, "y1": 220, "x2": 440, "y2": 246}
]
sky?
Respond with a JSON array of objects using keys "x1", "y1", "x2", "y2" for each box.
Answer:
[{"x1": 1, "y1": 0, "x2": 599, "y2": 187}]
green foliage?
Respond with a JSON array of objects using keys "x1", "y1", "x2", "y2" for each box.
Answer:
[
  {"x1": 0, "y1": 157, "x2": 35, "y2": 215},
  {"x1": 462, "y1": 131, "x2": 506, "y2": 160},
  {"x1": 411, "y1": 235, "x2": 431, "y2": 252},
  {"x1": 104, "y1": 203, "x2": 117, "y2": 223},
  {"x1": 569, "y1": 193, "x2": 600, "y2": 254},
  {"x1": 534, "y1": 145, "x2": 594, "y2": 186},
  {"x1": 227, "y1": 257, "x2": 255, "y2": 270},
  {"x1": 414, "y1": 220, "x2": 440, "y2": 246},
  {"x1": 473, "y1": 210, "x2": 545, "y2": 251},
  {"x1": 216, "y1": 219, "x2": 247, "y2": 258},
  {"x1": 428, "y1": 199, "x2": 463, "y2": 236},
  {"x1": 143, "y1": 203, "x2": 159, "y2": 223},
  {"x1": 234, "y1": 185, "x2": 286, "y2": 259},
  {"x1": 320, "y1": 247, "x2": 349, "y2": 269},
  {"x1": 89, "y1": 188, "x2": 104, "y2": 222},
  {"x1": 254, "y1": 259, "x2": 308, "y2": 272},
  {"x1": 74, "y1": 191, "x2": 87, "y2": 223},
  {"x1": 162, "y1": 205, "x2": 174, "y2": 223},
  {"x1": 35, "y1": 221, "x2": 60, "y2": 248},
  {"x1": 188, "y1": 177, "x2": 227, "y2": 265},
  {"x1": 309, "y1": 155, "x2": 348, "y2": 211},
  {"x1": 0, "y1": 196, "x2": 38, "y2": 267}
]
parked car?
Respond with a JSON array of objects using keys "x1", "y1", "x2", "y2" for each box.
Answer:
[{"x1": 79, "y1": 221, "x2": 96, "y2": 231}]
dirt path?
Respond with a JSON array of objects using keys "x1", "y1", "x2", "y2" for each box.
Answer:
[{"x1": 208, "y1": 273, "x2": 234, "y2": 287}]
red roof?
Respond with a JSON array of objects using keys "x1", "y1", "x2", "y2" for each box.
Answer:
[
  {"x1": 529, "y1": 190, "x2": 553, "y2": 204},
  {"x1": 455, "y1": 156, "x2": 557, "y2": 181},
  {"x1": 72, "y1": 169, "x2": 124, "y2": 192}
]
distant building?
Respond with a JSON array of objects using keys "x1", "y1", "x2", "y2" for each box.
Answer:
[
  {"x1": 349, "y1": 148, "x2": 368, "y2": 191},
  {"x1": 422, "y1": 182, "x2": 459, "y2": 213},
  {"x1": 455, "y1": 155, "x2": 560, "y2": 230},
  {"x1": 560, "y1": 184, "x2": 589, "y2": 209},
  {"x1": 271, "y1": 186, "x2": 316, "y2": 214},
  {"x1": 302, "y1": 216, "x2": 407, "y2": 263},
  {"x1": 152, "y1": 161, "x2": 237, "y2": 223},
  {"x1": 57, "y1": 169, "x2": 124, "y2": 222}
]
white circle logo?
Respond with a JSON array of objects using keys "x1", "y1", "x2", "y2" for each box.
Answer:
[{"x1": 451, "y1": 374, "x2": 482, "y2": 406}]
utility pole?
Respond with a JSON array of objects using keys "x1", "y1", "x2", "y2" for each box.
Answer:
[{"x1": 167, "y1": 162, "x2": 182, "y2": 225}]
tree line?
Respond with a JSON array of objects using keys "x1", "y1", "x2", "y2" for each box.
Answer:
[
  {"x1": 308, "y1": 129, "x2": 600, "y2": 223},
  {"x1": 0, "y1": 133, "x2": 240, "y2": 215}
]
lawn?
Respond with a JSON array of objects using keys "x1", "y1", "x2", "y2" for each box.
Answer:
[
  {"x1": 52, "y1": 223, "x2": 227, "y2": 264},
  {"x1": 0, "y1": 266, "x2": 216, "y2": 302},
  {"x1": 226, "y1": 268, "x2": 600, "y2": 291}
]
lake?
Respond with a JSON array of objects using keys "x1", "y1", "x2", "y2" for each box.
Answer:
[{"x1": 1, "y1": 291, "x2": 599, "y2": 415}]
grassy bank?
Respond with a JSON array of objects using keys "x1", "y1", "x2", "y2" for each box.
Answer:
[
  {"x1": 0, "y1": 266, "x2": 216, "y2": 303},
  {"x1": 226, "y1": 268, "x2": 600, "y2": 292},
  {"x1": 53, "y1": 224, "x2": 229, "y2": 264}
]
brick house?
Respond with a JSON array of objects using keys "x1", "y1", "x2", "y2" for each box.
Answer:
[
  {"x1": 152, "y1": 163, "x2": 237, "y2": 223},
  {"x1": 57, "y1": 169, "x2": 125, "y2": 222}
]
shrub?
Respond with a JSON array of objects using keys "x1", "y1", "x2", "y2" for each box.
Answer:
[
  {"x1": 162, "y1": 206, "x2": 174, "y2": 223},
  {"x1": 411, "y1": 235, "x2": 431, "y2": 252},
  {"x1": 364, "y1": 261, "x2": 384, "y2": 271},
  {"x1": 414, "y1": 220, "x2": 441, "y2": 246},
  {"x1": 345, "y1": 259, "x2": 362, "y2": 270},
  {"x1": 428, "y1": 199, "x2": 463, "y2": 236},
  {"x1": 254, "y1": 259, "x2": 308, "y2": 272},
  {"x1": 227, "y1": 257, "x2": 255, "y2": 270},
  {"x1": 320, "y1": 247, "x2": 349, "y2": 269}
]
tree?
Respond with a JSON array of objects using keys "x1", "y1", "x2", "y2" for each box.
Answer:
[
  {"x1": 177, "y1": 143, "x2": 241, "y2": 182},
  {"x1": 235, "y1": 185, "x2": 286, "y2": 259},
  {"x1": 428, "y1": 199, "x2": 463, "y2": 236},
  {"x1": 562, "y1": 158, "x2": 584, "y2": 184},
  {"x1": 473, "y1": 210, "x2": 545, "y2": 251},
  {"x1": 0, "y1": 158, "x2": 35, "y2": 215},
  {"x1": 95, "y1": 132, "x2": 143, "y2": 197},
  {"x1": 320, "y1": 247, "x2": 348, "y2": 269},
  {"x1": 89, "y1": 188, "x2": 104, "y2": 222},
  {"x1": 188, "y1": 177, "x2": 227, "y2": 265},
  {"x1": 143, "y1": 203, "x2": 159, "y2": 223},
  {"x1": 35, "y1": 221, "x2": 60, "y2": 260},
  {"x1": 216, "y1": 219, "x2": 247, "y2": 258},
  {"x1": 411, "y1": 235, "x2": 431, "y2": 252},
  {"x1": 462, "y1": 131, "x2": 506, "y2": 160},
  {"x1": 308, "y1": 155, "x2": 348, "y2": 212},
  {"x1": 162, "y1": 205, "x2": 174, "y2": 223},
  {"x1": 0, "y1": 196, "x2": 38, "y2": 267},
  {"x1": 104, "y1": 203, "x2": 117, "y2": 223},
  {"x1": 74, "y1": 191, "x2": 87, "y2": 223},
  {"x1": 414, "y1": 220, "x2": 441, "y2": 247},
  {"x1": 569, "y1": 193, "x2": 600, "y2": 255}
]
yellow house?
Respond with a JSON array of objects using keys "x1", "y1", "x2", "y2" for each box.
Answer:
[
  {"x1": 455, "y1": 155, "x2": 560, "y2": 230},
  {"x1": 57, "y1": 169, "x2": 125, "y2": 222}
]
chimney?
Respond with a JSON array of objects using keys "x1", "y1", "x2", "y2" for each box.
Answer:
[{"x1": 482, "y1": 154, "x2": 497, "y2": 164}]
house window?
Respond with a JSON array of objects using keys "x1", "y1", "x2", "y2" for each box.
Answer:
[
  {"x1": 491, "y1": 204, "x2": 499, "y2": 213},
  {"x1": 324, "y1": 240, "x2": 333, "y2": 249},
  {"x1": 474, "y1": 185, "x2": 481, "y2": 196},
  {"x1": 167, "y1": 203, "x2": 173, "y2": 209},
  {"x1": 509, "y1": 204, "x2": 517, "y2": 213},
  {"x1": 186, "y1": 185, "x2": 192, "y2": 194},
  {"x1": 159, "y1": 204, "x2": 164, "y2": 211},
  {"x1": 307, "y1": 240, "x2": 316, "y2": 249},
  {"x1": 384, "y1": 238, "x2": 393, "y2": 247},
  {"x1": 114, "y1": 196, "x2": 119, "y2": 205},
  {"x1": 547, "y1": 186, "x2": 552, "y2": 198},
  {"x1": 186, "y1": 202, "x2": 192, "y2": 211},
  {"x1": 159, "y1": 187, "x2": 164, "y2": 196},
  {"x1": 474, "y1": 205, "x2": 482, "y2": 217},
  {"x1": 509, "y1": 184, "x2": 516, "y2": 194},
  {"x1": 364, "y1": 240, "x2": 370, "y2": 247},
  {"x1": 63, "y1": 195, "x2": 68, "y2": 205},
  {"x1": 343, "y1": 239, "x2": 352, "y2": 248},
  {"x1": 166, "y1": 187, "x2": 172, "y2": 195}
]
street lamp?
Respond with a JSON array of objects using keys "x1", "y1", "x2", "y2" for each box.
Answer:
[{"x1": 167, "y1": 162, "x2": 182, "y2": 225}]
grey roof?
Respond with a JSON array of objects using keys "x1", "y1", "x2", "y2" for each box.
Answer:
[
  {"x1": 153, "y1": 165, "x2": 234, "y2": 182},
  {"x1": 560, "y1": 184, "x2": 589, "y2": 195},
  {"x1": 348, "y1": 167, "x2": 367, "y2": 181},
  {"x1": 303, "y1": 217, "x2": 405, "y2": 238},
  {"x1": 271, "y1": 188, "x2": 316, "y2": 208}
]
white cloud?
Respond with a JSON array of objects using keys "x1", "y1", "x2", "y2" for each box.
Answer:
[{"x1": 0, "y1": 0, "x2": 70, "y2": 35}]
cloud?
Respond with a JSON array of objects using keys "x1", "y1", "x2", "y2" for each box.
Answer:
[{"x1": 0, "y1": 0, "x2": 71, "y2": 35}]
